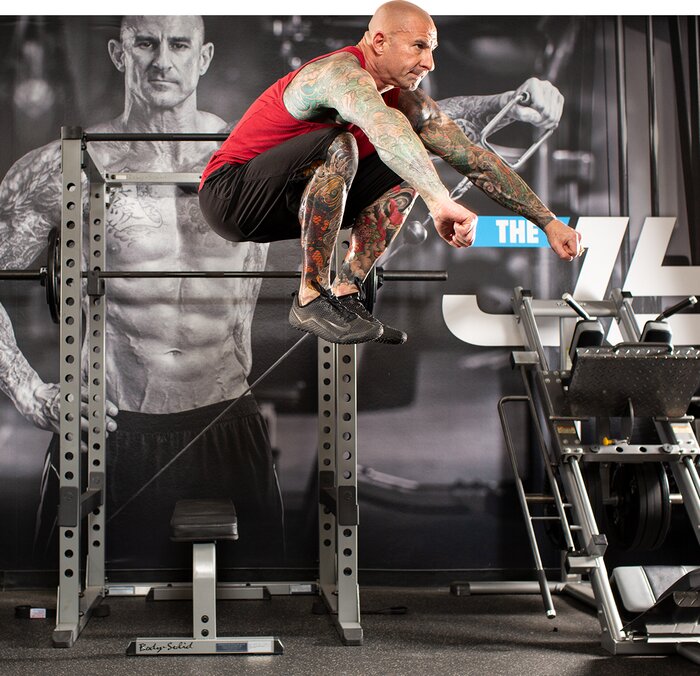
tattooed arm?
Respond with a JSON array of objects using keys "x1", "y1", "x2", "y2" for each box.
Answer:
[
  {"x1": 437, "y1": 78, "x2": 564, "y2": 140},
  {"x1": 398, "y1": 88, "x2": 580, "y2": 260},
  {"x1": 0, "y1": 142, "x2": 64, "y2": 430},
  {"x1": 0, "y1": 143, "x2": 62, "y2": 268},
  {"x1": 283, "y1": 52, "x2": 476, "y2": 245},
  {"x1": 0, "y1": 303, "x2": 59, "y2": 430}
]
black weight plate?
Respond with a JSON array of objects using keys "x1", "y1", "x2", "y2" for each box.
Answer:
[
  {"x1": 46, "y1": 227, "x2": 60, "y2": 324},
  {"x1": 584, "y1": 463, "x2": 607, "y2": 534},
  {"x1": 642, "y1": 463, "x2": 671, "y2": 551},
  {"x1": 607, "y1": 464, "x2": 638, "y2": 550},
  {"x1": 606, "y1": 463, "x2": 671, "y2": 552}
]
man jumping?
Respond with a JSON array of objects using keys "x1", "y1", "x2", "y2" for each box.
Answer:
[{"x1": 199, "y1": 0, "x2": 581, "y2": 347}]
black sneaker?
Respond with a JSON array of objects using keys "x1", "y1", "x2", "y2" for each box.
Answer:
[
  {"x1": 337, "y1": 281, "x2": 407, "y2": 345},
  {"x1": 289, "y1": 282, "x2": 383, "y2": 344}
]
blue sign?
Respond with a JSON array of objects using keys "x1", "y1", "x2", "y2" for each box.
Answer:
[{"x1": 471, "y1": 216, "x2": 571, "y2": 248}]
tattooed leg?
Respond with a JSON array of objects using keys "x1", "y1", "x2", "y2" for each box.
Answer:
[
  {"x1": 298, "y1": 132, "x2": 358, "y2": 306},
  {"x1": 332, "y1": 182, "x2": 417, "y2": 297}
]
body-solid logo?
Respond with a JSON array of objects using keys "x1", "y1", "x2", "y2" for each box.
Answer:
[{"x1": 443, "y1": 217, "x2": 700, "y2": 346}]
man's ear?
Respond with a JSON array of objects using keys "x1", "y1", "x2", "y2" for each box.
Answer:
[
  {"x1": 371, "y1": 30, "x2": 387, "y2": 55},
  {"x1": 199, "y1": 42, "x2": 214, "y2": 76},
  {"x1": 108, "y1": 39, "x2": 125, "y2": 72}
]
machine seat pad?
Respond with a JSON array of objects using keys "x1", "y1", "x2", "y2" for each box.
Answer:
[
  {"x1": 611, "y1": 565, "x2": 699, "y2": 614},
  {"x1": 170, "y1": 499, "x2": 238, "y2": 542}
]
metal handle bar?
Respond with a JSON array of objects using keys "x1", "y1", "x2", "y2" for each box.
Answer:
[
  {"x1": 656, "y1": 295, "x2": 697, "y2": 321},
  {"x1": 480, "y1": 90, "x2": 556, "y2": 170},
  {"x1": 498, "y1": 395, "x2": 557, "y2": 619},
  {"x1": 562, "y1": 293, "x2": 592, "y2": 321}
]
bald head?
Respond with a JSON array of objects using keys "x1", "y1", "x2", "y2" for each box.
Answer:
[
  {"x1": 367, "y1": 1, "x2": 435, "y2": 40},
  {"x1": 120, "y1": 15, "x2": 205, "y2": 44},
  {"x1": 360, "y1": 1, "x2": 437, "y2": 91},
  {"x1": 109, "y1": 15, "x2": 213, "y2": 112}
]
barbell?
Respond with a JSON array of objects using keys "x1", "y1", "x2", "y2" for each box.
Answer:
[{"x1": 0, "y1": 228, "x2": 447, "y2": 323}]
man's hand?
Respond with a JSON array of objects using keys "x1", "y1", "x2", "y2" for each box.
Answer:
[
  {"x1": 18, "y1": 382, "x2": 61, "y2": 432},
  {"x1": 510, "y1": 78, "x2": 564, "y2": 130},
  {"x1": 18, "y1": 381, "x2": 119, "y2": 451},
  {"x1": 431, "y1": 199, "x2": 478, "y2": 249},
  {"x1": 544, "y1": 219, "x2": 582, "y2": 261}
]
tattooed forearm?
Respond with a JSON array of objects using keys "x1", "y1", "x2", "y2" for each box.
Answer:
[
  {"x1": 0, "y1": 303, "x2": 41, "y2": 405},
  {"x1": 421, "y1": 110, "x2": 554, "y2": 228},
  {"x1": 0, "y1": 301, "x2": 59, "y2": 430},
  {"x1": 436, "y1": 94, "x2": 512, "y2": 140}
]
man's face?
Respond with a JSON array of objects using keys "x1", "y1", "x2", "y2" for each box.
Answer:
[
  {"x1": 380, "y1": 17, "x2": 437, "y2": 91},
  {"x1": 111, "y1": 16, "x2": 213, "y2": 109}
]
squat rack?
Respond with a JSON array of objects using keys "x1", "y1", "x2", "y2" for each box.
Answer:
[{"x1": 54, "y1": 126, "x2": 445, "y2": 648}]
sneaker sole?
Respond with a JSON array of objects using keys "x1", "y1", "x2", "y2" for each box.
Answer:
[
  {"x1": 336, "y1": 296, "x2": 406, "y2": 345},
  {"x1": 289, "y1": 310, "x2": 383, "y2": 344},
  {"x1": 373, "y1": 330, "x2": 407, "y2": 345}
]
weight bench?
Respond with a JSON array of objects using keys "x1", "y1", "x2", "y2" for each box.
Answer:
[
  {"x1": 611, "y1": 565, "x2": 700, "y2": 661},
  {"x1": 127, "y1": 499, "x2": 283, "y2": 656},
  {"x1": 612, "y1": 565, "x2": 700, "y2": 619}
]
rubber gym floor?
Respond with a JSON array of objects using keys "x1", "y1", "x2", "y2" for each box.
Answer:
[{"x1": 1, "y1": 586, "x2": 697, "y2": 675}]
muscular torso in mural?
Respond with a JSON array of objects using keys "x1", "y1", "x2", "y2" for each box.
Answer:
[{"x1": 0, "y1": 112, "x2": 268, "y2": 414}]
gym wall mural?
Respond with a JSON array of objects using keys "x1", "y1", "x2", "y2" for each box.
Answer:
[{"x1": 0, "y1": 15, "x2": 697, "y2": 582}]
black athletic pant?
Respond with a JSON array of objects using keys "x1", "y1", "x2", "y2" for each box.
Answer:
[
  {"x1": 34, "y1": 395, "x2": 284, "y2": 572},
  {"x1": 199, "y1": 127, "x2": 402, "y2": 243}
]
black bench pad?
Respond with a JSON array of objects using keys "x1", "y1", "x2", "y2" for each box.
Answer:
[
  {"x1": 170, "y1": 499, "x2": 238, "y2": 542},
  {"x1": 612, "y1": 565, "x2": 699, "y2": 613}
]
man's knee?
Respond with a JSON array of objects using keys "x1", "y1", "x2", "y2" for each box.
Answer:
[
  {"x1": 377, "y1": 182, "x2": 418, "y2": 219},
  {"x1": 398, "y1": 181, "x2": 418, "y2": 202},
  {"x1": 325, "y1": 131, "x2": 359, "y2": 184}
]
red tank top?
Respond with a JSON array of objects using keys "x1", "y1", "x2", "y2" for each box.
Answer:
[{"x1": 200, "y1": 46, "x2": 400, "y2": 188}]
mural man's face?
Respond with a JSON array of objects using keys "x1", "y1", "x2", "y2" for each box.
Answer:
[{"x1": 111, "y1": 16, "x2": 213, "y2": 109}]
